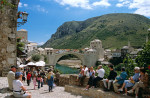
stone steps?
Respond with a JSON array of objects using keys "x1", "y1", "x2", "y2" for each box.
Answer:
[{"x1": 65, "y1": 85, "x2": 133, "y2": 98}]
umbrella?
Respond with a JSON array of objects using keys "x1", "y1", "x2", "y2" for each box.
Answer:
[
  {"x1": 27, "y1": 62, "x2": 36, "y2": 66},
  {"x1": 39, "y1": 61, "x2": 45, "y2": 65},
  {"x1": 35, "y1": 61, "x2": 45, "y2": 67},
  {"x1": 19, "y1": 64, "x2": 27, "y2": 68}
]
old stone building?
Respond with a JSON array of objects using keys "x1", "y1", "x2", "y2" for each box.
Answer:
[
  {"x1": 17, "y1": 29, "x2": 28, "y2": 42},
  {"x1": 0, "y1": 0, "x2": 19, "y2": 76}
]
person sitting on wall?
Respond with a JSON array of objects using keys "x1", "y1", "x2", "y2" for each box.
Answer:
[
  {"x1": 83, "y1": 65, "x2": 88, "y2": 77},
  {"x1": 118, "y1": 67, "x2": 140, "y2": 96},
  {"x1": 7, "y1": 65, "x2": 17, "y2": 91},
  {"x1": 76, "y1": 66, "x2": 84, "y2": 82},
  {"x1": 13, "y1": 72, "x2": 31, "y2": 98},
  {"x1": 103, "y1": 65, "x2": 117, "y2": 91},
  {"x1": 127, "y1": 68, "x2": 149, "y2": 98},
  {"x1": 93, "y1": 65, "x2": 105, "y2": 88},
  {"x1": 113, "y1": 67, "x2": 128, "y2": 94},
  {"x1": 84, "y1": 67, "x2": 95, "y2": 90}
]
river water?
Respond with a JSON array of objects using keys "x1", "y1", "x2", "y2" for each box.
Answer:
[{"x1": 55, "y1": 63, "x2": 79, "y2": 74}]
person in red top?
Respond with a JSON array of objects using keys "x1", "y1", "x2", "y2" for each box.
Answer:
[{"x1": 27, "y1": 72, "x2": 31, "y2": 86}]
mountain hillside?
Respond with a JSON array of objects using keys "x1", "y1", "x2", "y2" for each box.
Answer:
[{"x1": 42, "y1": 13, "x2": 150, "y2": 49}]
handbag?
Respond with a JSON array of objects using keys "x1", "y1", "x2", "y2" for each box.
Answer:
[
  {"x1": 20, "y1": 90, "x2": 26, "y2": 94},
  {"x1": 130, "y1": 80, "x2": 135, "y2": 84}
]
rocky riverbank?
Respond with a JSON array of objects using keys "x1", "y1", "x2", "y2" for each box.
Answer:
[{"x1": 57, "y1": 60, "x2": 81, "y2": 68}]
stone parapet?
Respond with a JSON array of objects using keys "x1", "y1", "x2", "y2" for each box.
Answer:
[
  {"x1": 59, "y1": 74, "x2": 149, "y2": 98},
  {"x1": 65, "y1": 85, "x2": 132, "y2": 98},
  {"x1": 58, "y1": 74, "x2": 105, "y2": 88},
  {"x1": 59, "y1": 74, "x2": 70, "y2": 86},
  {"x1": 69, "y1": 75, "x2": 91, "y2": 87}
]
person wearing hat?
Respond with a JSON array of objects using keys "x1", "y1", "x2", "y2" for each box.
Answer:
[
  {"x1": 118, "y1": 67, "x2": 140, "y2": 95},
  {"x1": 7, "y1": 65, "x2": 17, "y2": 91},
  {"x1": 13, "y1": 72, "x2": 31, "y2": 98}
]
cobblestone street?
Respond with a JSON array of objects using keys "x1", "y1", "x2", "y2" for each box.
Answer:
[{"x1": 0, "y1": 77, "x2": 88, "y2": 98}]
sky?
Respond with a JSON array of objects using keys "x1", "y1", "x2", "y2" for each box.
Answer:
[{"x1": 18, "y1": 0, "x2": 150, "y2": 45}]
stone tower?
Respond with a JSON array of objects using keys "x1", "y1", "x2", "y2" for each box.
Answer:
[
  {"x1": 90, "y1": 39, "x2": 104, "y2": 59},
  {"x1": 17, "y1": 29, "x2": 28, "y2": 42},
  {"x1": 84, "y1": 49, "x2": 97, "y2": 67}
]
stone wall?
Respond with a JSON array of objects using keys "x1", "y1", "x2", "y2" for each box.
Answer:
[
  {"x1": 58, "y1": 74, "x2": 70, "y2": 86},
  {"x1": 58, "y1": 74, "x2": 104, "y2": 88},
  {"x1": 59, "y1": 74, "x2": 150, "y2": 98},
  {"x1": 65, "y1": 85, "x2": 131, "y2": 98},
  {"x1": 0, "y1": 0, "x2": 18, "y2": 76}
]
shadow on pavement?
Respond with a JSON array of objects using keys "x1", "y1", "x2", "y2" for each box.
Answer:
[
  {"x1": 0, "y1": 87, "x2": 12, "y2": 94},
  {"x1": 40, "y1": 91, "x2": 51, "y2": 94},
  {"x1": 4, "y1": 95, "x2": 14, "y2": 98}
]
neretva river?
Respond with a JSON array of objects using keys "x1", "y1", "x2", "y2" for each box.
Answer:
[{"x1": 55, "y1": 63, "x2": 79, "y2": 74}]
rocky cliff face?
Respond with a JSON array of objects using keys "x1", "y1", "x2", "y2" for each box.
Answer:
[{"x1": 42, "y1": 13, "x2": 150, "y2": 49}]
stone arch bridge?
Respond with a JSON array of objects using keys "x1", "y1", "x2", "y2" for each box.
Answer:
[
  {"x1": 47, "y1": 51, "x2": 86, "y2": 66},
  {"x1": 41, "y1": 39, "x2": 104, "y2": 67}
]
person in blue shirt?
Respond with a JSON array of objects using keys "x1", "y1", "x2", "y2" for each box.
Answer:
[
  {"x1": 47, "y1": 72, "x2": 54, "y2": 92},
  {"x1": 118, "y1": 67, "x2": 140, "y2": 96},
  {"x1": 113, "y1": 67, "x2": 128, "y2": 93}
]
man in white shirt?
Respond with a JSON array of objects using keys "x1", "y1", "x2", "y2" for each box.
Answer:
[
  {"x1": 83, "y1": 65, "x2": 88, "y2": 76},
  {"x1": 13, "y1": 72, "x2": 31, "y2": 98},
  {"x1": 7, "y1": 66, "x2": 17, "y2": 91},
  {"x1": 93, "y1": 65, "x2": 105, "y2": 88}
]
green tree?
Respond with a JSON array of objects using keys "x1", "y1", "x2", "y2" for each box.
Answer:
[
  {"x1": 17, "y1": 38, "x2": 25, "y2": 57},
  {"x1": 123, "y1": 54, "x2": 136, "y2": 76},
  {"x1": 42, "y1": 54, "x2": 48, "y2": 64},
  {"x1": 109, "y1": 57, "x2": 123, "y2": 66},
  {"x1": 32, "y1": 54, "x2": 41, "y2": 62},
  {"x1": 136, "y1": 41, "x2": 150, "y2": 74}
]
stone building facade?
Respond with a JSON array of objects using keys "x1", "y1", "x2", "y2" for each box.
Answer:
[
  {"x1": 0, "y1": 0, "x2": 19, "y2": 76},
  {"x1": 17, "y1": 29, "x2": 28, "y2": 42}
]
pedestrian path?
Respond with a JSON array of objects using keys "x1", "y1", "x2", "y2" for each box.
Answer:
[{"x1": 0, "y1": 77, "x2": 89, "y2": 98}]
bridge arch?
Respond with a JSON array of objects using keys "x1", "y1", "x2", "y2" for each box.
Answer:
[{"x1": 53, "y1": 52, "x2": 85, "y2": 66}]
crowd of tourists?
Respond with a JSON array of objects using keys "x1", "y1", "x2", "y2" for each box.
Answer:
[
  {"x1": 6, "y1": 64, "x2": 149, "y2": 98},
  {"x1": 7, "y1": 66, "x2": 55, "y2": 98},
  {"x1": 77, "y1": 65, "x2": 148, "y2": 98}
]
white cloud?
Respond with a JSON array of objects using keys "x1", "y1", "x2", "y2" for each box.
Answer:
[
  {"x1": 35, "y1": 5, "x2": 48, "y2": 13},
  {"x1": 116, "y1": 0, "x2": 150, "y2": 17},
  {"x1": 92, "y1": 0, "x2": 111, "y2": 7},
  {"x1": 54, "y1": 0, "x2": 111, "y2": 9},
  {"x1": 18, "y1": 2, "x2": 28, "y2": 7},
  {"x1": 24, "y1": 4, "x2": 28, "y2": 7},
  {"x1": 55, "y1": 0, "x2": 92, "y2": 9},
  {"x1": 18, "y1": 2, "x2": 22, "y2": 7},
  {"x1": 116, "y1": 3, "x2": 123, "y2": 7}
]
